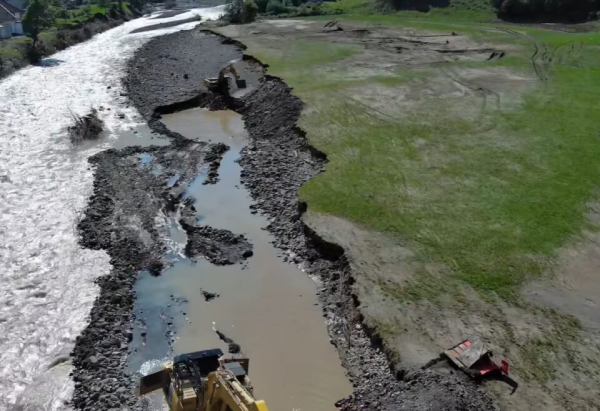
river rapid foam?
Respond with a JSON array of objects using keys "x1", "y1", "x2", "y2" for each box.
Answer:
[{"x1": 0, "y1": 6, "x2": 224, "y2": 410}]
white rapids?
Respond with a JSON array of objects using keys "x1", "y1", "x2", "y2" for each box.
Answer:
[{"x1": 0, "y1": 6, "x2": 224, "y2": 410}]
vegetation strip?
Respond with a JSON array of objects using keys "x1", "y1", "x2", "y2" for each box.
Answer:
[{"x1": 0, "y1": 0, "x2": 138, "y2": 78}]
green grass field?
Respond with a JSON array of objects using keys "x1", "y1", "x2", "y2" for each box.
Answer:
[
  {"x1": 220, "y1": 3, "x2": 600, "y2": 401},
  {"x1": 248, "y1": 1, "x2": 600, "y2": 302}
]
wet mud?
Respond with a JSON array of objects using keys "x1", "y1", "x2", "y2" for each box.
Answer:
[
  {"x1": 182, "y1": 222, "x2": 254, "y2": 265},
  {"x1": 72, "y1": 139, "x2": 228, "y2": 410}
]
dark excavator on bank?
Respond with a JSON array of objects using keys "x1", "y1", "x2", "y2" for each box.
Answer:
[
  {"x1": 204, "y1": 60, "x2": 247, "y2": 95},
  {"x1": 138, "y1": 348, "x2": 269, "y2": 411}
]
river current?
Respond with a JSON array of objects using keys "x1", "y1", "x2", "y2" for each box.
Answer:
[{"x1": 0, "y1": 7, "x2": 224, "y2": 410}]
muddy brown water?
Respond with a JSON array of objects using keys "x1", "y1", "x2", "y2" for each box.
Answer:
[{"x1": 135, "y1": 108, "x2": 352, "y2": 410}]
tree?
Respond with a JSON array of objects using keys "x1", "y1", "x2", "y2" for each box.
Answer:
[
  {"x1": 53, "y1": 0, "x2": 69, "y2": 25},
  {"x1": 255, "y1": 0, "x2": 268, "y2": 12},
  {"x1": 492, "y1": 0, "x2": 597, "y2": 21},
  {"x1": 57, "y1": 7, "x2": 69, "y2": 24},
  {"x1": 266, "y1": 0, "x2": 287, "y2": 14},
  {"x1": 225, "y1": 0, "x2": 258, "y2": 23},
  {"x1": 22, "y1": 0, "x2": 57, "y2": 48},
  {"x1": 97, "y1": 0, "x2": 110, "y2": 10},
  {"x1": 129, "y1": 0, "x2": 145, "y2": 12}
]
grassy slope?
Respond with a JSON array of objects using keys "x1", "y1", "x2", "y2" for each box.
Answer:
[
  {"x1": 239, "y1": 1, "x2": 600, "y2": 399},
  {"x1": 290, "y1": 3, "x2": 600, "y2": 300}
]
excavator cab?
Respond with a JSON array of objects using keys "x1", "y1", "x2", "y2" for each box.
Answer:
[{"x1": 138, "y1": 348, "x2": 269, "y2": 411}]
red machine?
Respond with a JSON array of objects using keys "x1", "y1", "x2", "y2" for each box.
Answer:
[{"x1": 443, "y1": 339, "x2": 518, "y2": 392}]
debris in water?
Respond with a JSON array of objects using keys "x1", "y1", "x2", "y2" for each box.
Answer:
[
  {"x1": 68, "y1": 108, "x2": 104, "y2": 144},
  {"x1": 200, "y1": 289, "x2": 220, "y2": 302},
  {"x1": 425, "y1": 339, "x2": 519, "y2": 393},
  {"x1": 215, "y1": 329, "x2": 241, "y2": 354}
]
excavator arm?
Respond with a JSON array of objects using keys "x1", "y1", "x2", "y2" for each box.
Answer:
[
  {"x1": 204, "y1": 60, "x2": 247, "y2": 93},
  {"x1": 203, "y1": 371, "x2": 268, "y2": 411}
]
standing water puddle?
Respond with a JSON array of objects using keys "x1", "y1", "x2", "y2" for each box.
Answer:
[{"x1": 132, "y1": 108, "x2": 352, "y2": 410}]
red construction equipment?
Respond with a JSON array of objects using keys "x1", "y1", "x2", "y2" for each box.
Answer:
[{"x1": 443, "y1": 339, "x2": 518, "y2": 392}]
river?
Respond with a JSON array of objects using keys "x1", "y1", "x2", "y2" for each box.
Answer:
[{"x1": 0, "y1": 7, "x2": 224, "y2": 410}]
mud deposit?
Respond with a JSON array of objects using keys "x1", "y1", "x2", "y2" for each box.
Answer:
[
  {"x1": 72, "y1": 139, "x2": 229, "y2": 410},
  {"x1": 182, "y1": 223, "x2": 254, "y2": 265}
]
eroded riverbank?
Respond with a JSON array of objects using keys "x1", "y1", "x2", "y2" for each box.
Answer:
[
  {"x1": 69, "y1": 20, "x2": 499, "y2": 411},
  {"x1": 148, "y1": 108, "x2": 351, "y2": 410}
]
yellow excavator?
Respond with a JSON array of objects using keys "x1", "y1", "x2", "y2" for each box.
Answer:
[{"x1": 138, "y1": 348, "x2": 269, "y2": 411}]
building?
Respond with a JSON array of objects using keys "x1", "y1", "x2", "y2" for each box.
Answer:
[
  {"x1": 0, "y1": 0, "x2": 23, "y2": 39},
  {"x1": 5, "y1": 0, "x2": 26, "y2": 10}
]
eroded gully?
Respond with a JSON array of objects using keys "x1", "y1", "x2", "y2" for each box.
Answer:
[{"x1": 130, "y1": 108, "x2": 352, "y2": 411}]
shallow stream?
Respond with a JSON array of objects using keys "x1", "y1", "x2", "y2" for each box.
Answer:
[{"x1": 131, "y1": 108, "x2": 352, "y2": 410}]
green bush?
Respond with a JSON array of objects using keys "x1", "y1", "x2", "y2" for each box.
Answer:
[
  {"x1": 266, "y1": 0, "x2": 288, "y2": 14},
  {"x1": 55, "y1": 30, "x2": 70, "y2": 49},
  {"x1": 295, "y1": 2, "x2": 323, "y2": 15},
  {"x1": 225, "y1": 0, "x2": 259, "y2": 23},
  {"x1": 25, "y1": 41, "x2": 45, "y2": 63}
]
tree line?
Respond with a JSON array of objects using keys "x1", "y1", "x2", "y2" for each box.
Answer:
[{"x1": 375, "y1": 0, "x2": 600, "y2": 21}]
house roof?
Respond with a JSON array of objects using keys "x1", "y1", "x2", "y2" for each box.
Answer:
[{"x1": 0, "y1": 0, "x2": 21, "y2": 17}]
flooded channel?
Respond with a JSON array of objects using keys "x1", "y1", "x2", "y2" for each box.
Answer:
[{"x1": 132, "y1": 108, "x2": 352, "y2": 410}]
